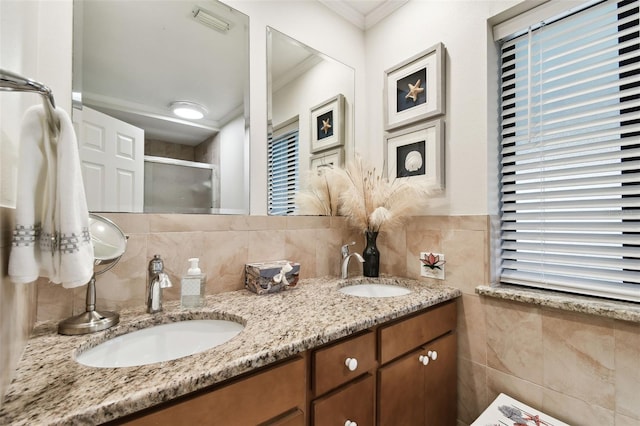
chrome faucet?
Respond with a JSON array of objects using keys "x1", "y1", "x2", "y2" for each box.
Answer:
[
  {"x1": 341, "y1": 242, "x2": 364, "y2": 279},
  {"x1": 147, "y1": 254, "x2": 172, "y2": 314}
]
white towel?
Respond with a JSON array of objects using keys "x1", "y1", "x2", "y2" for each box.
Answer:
[{"x1": 9, "y1": 105, "x2": 94, "y2": 288}]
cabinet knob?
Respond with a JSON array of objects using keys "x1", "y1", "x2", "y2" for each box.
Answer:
[
  {"x1": 418, "y1": 355, "x2": 429, "y2": 365},
  {"x1": 344, "y1": 421, "x2": 358, "y2": 426},
  {"x1": 428, "y1": 350, "x2": 438, "y2": 361},
  {"x1": 345, "y1": 357, "x2": 358, "y2": 371}
]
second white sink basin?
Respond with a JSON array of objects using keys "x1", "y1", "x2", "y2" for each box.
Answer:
[
  {"x1": 339, "y1": 283, "x2": 411, "y2": 298},
  {"x1": 76, "y1": 319, "x2": 244, "y2": 368}
]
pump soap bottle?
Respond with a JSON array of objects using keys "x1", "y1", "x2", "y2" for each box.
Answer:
[{"x1": 181, "y1": 258, "x2": 206, "y2": 308}]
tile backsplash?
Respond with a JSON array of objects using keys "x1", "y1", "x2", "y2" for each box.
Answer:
[
  {"x1": 37, "y1": 214, "x2": 360, "y2": 321},
  {"x1": 34, "y1": 214, "x2": 489, "y2": 322}
]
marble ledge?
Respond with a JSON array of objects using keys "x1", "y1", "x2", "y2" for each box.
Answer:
[
  {"x1": 0, "y1": 276, "x2": 461, "y2": 426},
  {"x1": 476, "y1": 284, "x2": 640, "y2": 323}
]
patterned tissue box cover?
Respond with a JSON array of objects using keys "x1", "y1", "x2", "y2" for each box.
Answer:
[{"x1": 244, "y1": 260, "x2": 300, "y2": 295}]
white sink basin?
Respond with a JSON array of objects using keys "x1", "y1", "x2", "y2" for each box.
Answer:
[
  {"x1": 76, "y1": 319, "x2": 244, "y2": 368},
  {"x1": 338, "y1": 283, "x2": 411, "y2": 298}
]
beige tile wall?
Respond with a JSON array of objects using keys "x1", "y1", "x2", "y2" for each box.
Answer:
[{"x1": 3, "y1": 213, "x2": 639, "y2": 425}]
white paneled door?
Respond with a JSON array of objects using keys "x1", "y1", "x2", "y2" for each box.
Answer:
[{"x1": 74, "y1": 106, "x2": 144, "y2": 212}]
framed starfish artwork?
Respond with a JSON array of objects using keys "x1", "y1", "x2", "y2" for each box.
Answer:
[
  {"x1": 385, "y1": 118, "x2": 444, "y2": 190},
  {"x1": 384, "y1": 43, "x2": 445, "y2": 130},
  {"x1": 310, "y1": 94, "x2": 345, "y2": 154}
]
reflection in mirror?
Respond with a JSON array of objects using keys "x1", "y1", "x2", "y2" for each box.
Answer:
[
  {"x1": 73, "y1": 0, "x2": 249, "y2": 214},
  {"x1": 266, "y1": 27, "x2": 355, "y2": 215}
]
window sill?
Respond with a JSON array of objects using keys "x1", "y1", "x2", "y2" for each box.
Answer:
[{"x1": 475, "y1": 284, "x2": 640, "y2": 323}]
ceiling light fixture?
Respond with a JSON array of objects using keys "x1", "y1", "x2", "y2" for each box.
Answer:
[
  {"x1": 170, "y1": 101, "x2": 207, "y2": 120},
  {"x1": 192, "y1": 6, "x2": 231, "y2": 33}
]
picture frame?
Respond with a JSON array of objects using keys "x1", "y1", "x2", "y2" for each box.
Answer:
[
  {"x1": 310, "y1": 147, "x2": 344, "y2": 175},
  {"x1": 385, "y1": 118, "x2": 444, "y2": 189},
  {"x1": 383, "y1": 43, "x2": 445, "y2": 131},
  {"x1": 310, "y1": 94, "x2": 345, "y2": 153}
]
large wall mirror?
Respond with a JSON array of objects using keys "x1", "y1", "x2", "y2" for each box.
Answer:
[
  {"x1": 267, "y1": 27, "x2": 355, "y2": 215},
  {"x1": 72, "y1": 0, "x2": 249, "y2": 215}
]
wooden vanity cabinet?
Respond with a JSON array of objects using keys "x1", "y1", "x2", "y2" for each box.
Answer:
[
  {"x1": 112, "y1": 300, "x2": 457, "y2": 426},
  {"x1": 116, "y1": 355, "x2": 307, "y2": 426},
  {"x1": 377, "y1": 301, "x2": 457, "y2": 426}
]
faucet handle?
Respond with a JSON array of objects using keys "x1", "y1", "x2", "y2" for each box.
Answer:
[
  {"x1": 149, "y1": 254, "x2": 164, "y2": 274},
  {"x1": 341, "y1": 242, "x2": 356, "y2": 258}
]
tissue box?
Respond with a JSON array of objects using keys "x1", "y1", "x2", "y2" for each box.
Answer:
[{"x1": 245, "y1": 260, "x2": 300, "y2": 295}]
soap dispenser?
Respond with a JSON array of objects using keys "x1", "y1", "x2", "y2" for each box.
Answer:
[{"x1": 181, "y1": 258, "x2": 206, "y2": 308}]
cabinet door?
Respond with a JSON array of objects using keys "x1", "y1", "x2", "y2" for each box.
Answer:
[
  {"x1": 424, "y1": 332, "x2": 457, "y2": 425},
  {"x1": 313, "y1": 374, "x2": 374, "y2": 426},
  {"x1": 377, "y1": 348, "x2": 425, "y2": 426},
  {"x1": 120, "y1": 356, "x2": 306, "y2": 425}
]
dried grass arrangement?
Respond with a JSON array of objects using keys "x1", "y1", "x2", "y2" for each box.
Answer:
[{"x1": 296, "y1": 156, "x2": 436, "y2": 233}]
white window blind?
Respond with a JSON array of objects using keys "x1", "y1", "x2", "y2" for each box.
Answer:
[
  {"x1": 268, "y1": 120, "x2": 299, "y2": 215},
  {"x1": 498, "y1": 0, "x2": 640, "y2": 302}
]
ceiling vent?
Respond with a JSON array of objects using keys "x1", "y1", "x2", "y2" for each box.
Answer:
[{"x1": 192, "y1": 6, "x2": 231, "y2": 34}]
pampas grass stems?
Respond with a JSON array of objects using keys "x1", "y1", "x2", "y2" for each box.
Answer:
[{"x1": 296, "y1": 155, "x2": 435, "y2": 232}]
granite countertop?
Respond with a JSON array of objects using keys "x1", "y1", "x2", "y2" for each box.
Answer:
[{"x1": 0, "y1": 276, "x2": 461, "y2": 425}]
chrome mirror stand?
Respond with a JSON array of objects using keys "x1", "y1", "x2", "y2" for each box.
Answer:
[{"x1": 58, "y1": 214, "x2": 127, "y2": 335}]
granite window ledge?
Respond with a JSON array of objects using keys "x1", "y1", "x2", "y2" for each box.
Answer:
[{"x1": 476, "y1": 284, "x2": 640, "y2": 324}]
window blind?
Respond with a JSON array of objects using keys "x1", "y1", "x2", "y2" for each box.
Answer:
[
  {"x1": 498, "y1": 0, "x2": 640, "y2": 302},
  {"x1": 268, "y1": 122, "x2": 299, "y2": 216}
]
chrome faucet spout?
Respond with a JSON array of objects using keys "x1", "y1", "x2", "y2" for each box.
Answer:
[
  {"x1": 341, "y1": 242, "x2": 364, "y2": 279},
  {"x1": 147, "y1": 254, "x2": 172, "y2": 314}
]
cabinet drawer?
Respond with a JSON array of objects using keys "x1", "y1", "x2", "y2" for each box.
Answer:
[
  {"x1": 120, "y1": 356, "x2": 306, "y2": 425},
  {"x1": 379, "y1": 300, "x2": 456, "y2": 364},
  {"x1": 312, "y1": 374, "x2": 374, "y2": 426},
  {"x1": 312, "y1": 330, "x2": 376, "y2": 395}
]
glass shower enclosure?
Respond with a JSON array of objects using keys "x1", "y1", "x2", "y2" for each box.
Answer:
[{"x1": 143, "y1": 156, "x2": 219, "y2": 214}]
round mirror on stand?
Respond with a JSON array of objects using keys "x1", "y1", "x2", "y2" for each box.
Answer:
[{"x1": 58, "y1": 214, "x2": 127, "y2": 335}]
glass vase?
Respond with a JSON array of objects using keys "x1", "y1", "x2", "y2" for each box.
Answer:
[{"x1": 362, "y1": 231, "x2": 380, "y2": 277}]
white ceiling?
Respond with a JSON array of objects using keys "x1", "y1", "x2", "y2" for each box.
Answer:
[
  {"x1": 319, "y1": 0, "x2": 408, "y2": 30},
  {"x1": 77, "y1": 0, "x2": 406, "y2": 147},
  {"x1": 79, "y1": 0, "x2": 247, "y2": 146}
]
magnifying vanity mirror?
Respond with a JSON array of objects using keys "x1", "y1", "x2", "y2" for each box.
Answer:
[
  {"x1": 267, "y1": 27, "x2": 355, "y2": 215},
  {"x1": 58, "y1": 214, "x2": 128, "y2": 335},
  {"x1": 72, "y1": 0, "x2": 249, "y2": 215}
]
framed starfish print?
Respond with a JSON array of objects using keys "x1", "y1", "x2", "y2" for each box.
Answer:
[
  {"x1": 384, "y1": 43, "x2": 445, "y2": 131},
  {"x1": 310, "y1": 94, "x2": 345, "y2": 153}
]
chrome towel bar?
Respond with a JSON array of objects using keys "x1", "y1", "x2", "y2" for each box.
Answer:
[{"x1": 0, "y1": 68, "x2": 60, "y2": 137}]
